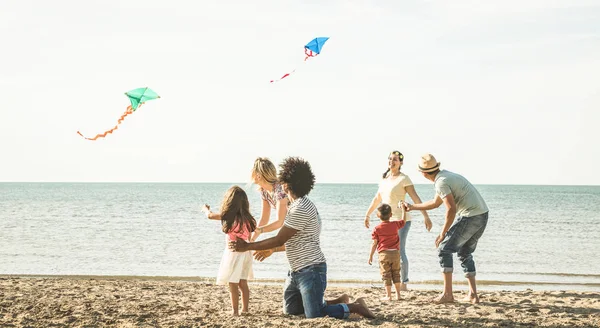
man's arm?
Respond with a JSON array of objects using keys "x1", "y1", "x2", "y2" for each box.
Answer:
[
  {"x1": 230, "y1": 225, "x2": 298, "y2": 252},
  {"x1": 253, "y1": 245, "x2": 286, "y2": 262},
  {"x1": 440, "y1": 194, "x2": 457, "y2": 235},
  {"x1": 435, "y1": 194, "x2": 457, "y2": 247},
  {"x1": 406, "y1": 194, "x2": 443, "y2": 211}
]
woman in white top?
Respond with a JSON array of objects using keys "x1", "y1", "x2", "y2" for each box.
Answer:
[{"x1": 364, "y1": 150, "x2": 432, "y2": 291}]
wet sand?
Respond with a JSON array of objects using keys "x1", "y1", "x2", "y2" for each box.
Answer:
[{"x1": 1, "y1": 276, "x2": 599, "y2": 327}]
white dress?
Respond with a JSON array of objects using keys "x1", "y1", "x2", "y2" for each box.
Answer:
[{"x1": 216, "y1": 236, "x2": 254, "y2": 285}]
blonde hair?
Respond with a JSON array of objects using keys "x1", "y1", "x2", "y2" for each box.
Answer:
[{"x1": 251, "y1": 157, "x2": 278, "y2": 185}]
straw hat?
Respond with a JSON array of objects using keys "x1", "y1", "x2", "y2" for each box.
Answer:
[{"x1": 418, "y1": 154, "x2": 441, "y2": 173}]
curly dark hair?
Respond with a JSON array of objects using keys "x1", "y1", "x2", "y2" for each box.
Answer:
[{"x1": 277, "y1": 157, "x2": 315, "y2": 198}]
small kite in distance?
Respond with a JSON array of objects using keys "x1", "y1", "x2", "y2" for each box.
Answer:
[{"x1": 270, "y1": 37, "x2": 330, "y2": 83}]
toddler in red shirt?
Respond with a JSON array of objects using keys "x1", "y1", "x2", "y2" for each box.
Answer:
[{"x1": 368, "y1": 203, "x2": 406, "y2": 300}]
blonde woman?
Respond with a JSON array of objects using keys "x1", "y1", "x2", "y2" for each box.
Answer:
[
  {"x1": 364, "y1": 150, "x2": 432, "y2": 291},
  {"x1": 249, "y1": 157, "x2": 289, "y2": 241},
  {"x1": 204, "y1": 158, "x2": 288, "y2": 241}
]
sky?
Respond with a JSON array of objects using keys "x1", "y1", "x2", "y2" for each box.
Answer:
[{"x1": 1, "y1": 0, "x2": 599, "y2": 185}]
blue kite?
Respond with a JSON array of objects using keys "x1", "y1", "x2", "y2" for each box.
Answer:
[{"x1": 270, "y1": 37, "x2": 330, "y2": 83}]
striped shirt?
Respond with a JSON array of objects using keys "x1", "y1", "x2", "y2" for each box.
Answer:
[{"x1": 283, "y1": 196, "x2": 326, "y2": 272}]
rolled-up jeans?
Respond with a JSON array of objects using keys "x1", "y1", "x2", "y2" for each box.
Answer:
[
  {"x1": 283, "y1": 262, "x2": 349, "y2": 319},
  {"x1": 438, "y1": 212, "x2": 488, "y2": 277}
]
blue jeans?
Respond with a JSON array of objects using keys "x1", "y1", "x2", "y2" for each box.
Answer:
[
  {"x1": 398, "y1": 220, "x2": 411, "y2": 283},
  {"x1": 283, "y1": 262, "x2": 350, "y2": 319},
  {"x1": 438, "y1": 212, "x2": 488, "y2": 277}
]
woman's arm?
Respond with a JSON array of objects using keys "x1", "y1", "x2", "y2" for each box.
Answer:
[
  {"x1": 251, "y1": 198, "x2": 288, "y2": 241},
  {"x1": 257, "y1": 199, "x2": 272, "y2": 227},
  {"x1": 250, "y1": 199, "x2": 281, "y2": 241},
  {"x1": 364, "y1": 192, "x2": 382, "y2": 228},
  {"x1": 405, "y1": 185, "x2": 432, "y2": 231},
  {"x1": 259, "y1": 198, "x2": 288, "y2": 233}
]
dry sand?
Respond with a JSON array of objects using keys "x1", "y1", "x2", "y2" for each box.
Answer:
[{"x1": 1, "y1": 276, "x2": 599, "y2": 327}]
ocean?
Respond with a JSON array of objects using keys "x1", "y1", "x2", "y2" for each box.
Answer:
[{"x1": 1, "y1": 182, "x2": 599, "y2": 291}]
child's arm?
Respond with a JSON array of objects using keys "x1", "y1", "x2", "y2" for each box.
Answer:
[
  {"x1": 368, "y1": 240, "x2": 377, "y2": 265},
  {"x1": 201, "y1": 204, "x2": 221, "y2": 220}
]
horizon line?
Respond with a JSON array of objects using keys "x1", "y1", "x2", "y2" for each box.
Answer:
[{"x1": 1, "y1": 181, "x2": 599, "y2": 187}]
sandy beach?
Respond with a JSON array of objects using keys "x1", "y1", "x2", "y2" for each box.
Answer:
[{"x1": 1, "y1": 276, "x2": 599, "y2": 327}]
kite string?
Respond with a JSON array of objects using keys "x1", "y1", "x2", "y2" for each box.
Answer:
[{"x1": 76, "y1": 104, "x2": 142, "y2": 141}]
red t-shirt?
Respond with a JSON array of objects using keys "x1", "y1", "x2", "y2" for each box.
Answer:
[{"x1": 372, "y1": 220, "x2": 406, "y2": 252}]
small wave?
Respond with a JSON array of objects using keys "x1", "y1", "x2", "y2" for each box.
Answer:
[
  {"x1": 2, "y1": 274, "x2": 600, "y2": 288},
  {"x1": 498, "y1": 272, "x2": 600, "y2": 278}
]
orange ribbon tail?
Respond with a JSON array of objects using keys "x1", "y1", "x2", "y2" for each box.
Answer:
[{"x1": 77, "y1": 104, "x2": 141, "y2": 141}]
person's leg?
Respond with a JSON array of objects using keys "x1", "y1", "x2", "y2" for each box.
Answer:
[
  {"x1": 457, "y1": 213, "x2": 488, "y2": 304},
  {"x1": 325, "y1": 294, "x2": 350, "y2": 305},
  {"x1": 283, "y1": 272, "x2": 304, "y2": 316},
  {"x1": 228, "y1": 283, "x2": 240, "y2": 315},
  {"x1": 378, "y1": 253, "x2": 392, "y2": 300},
  {"x1": 297, "y1": 263, "x2": 375, "y2": 319},
  {"x1": 435, "y1": 216, "x2": 472, "y2": 303},
  {"x1": 239, "y1": 279, "x2": 250, "y2": 313},
  {"x1": 390, "y1": 251, "x2": 402, "y2": 300},
  {"x1": 398, "y1": 221, "x2": 411, "y2": 290}
]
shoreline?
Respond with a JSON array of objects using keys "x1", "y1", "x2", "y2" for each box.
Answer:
[
  {"x1": 1, "y1": 276, "x2": 599, "y2": 327},
  {"x1": 2, "y1": 274, "x2": 599, "y2": 292}
]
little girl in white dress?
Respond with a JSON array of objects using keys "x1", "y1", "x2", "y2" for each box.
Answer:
[{"x1": 202, "y1": 186, "x2": 257, "y2": 316}]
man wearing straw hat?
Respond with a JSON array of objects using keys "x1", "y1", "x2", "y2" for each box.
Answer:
[{"x1": 402, "y1": 154, "x2": 489, "y2": 304}]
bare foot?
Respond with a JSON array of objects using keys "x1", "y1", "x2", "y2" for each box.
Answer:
[
  {"x1": 399, "y1": 283, "x2": 408, "y2": 291},
  {"x1": 327, "y1": 293, "x2": 351, "y2": 305},
  {"x1": 241, "y1": 311, "x2": 251, "y2": 316},
  {"x1": 432, "y1": 293, "x2": 455, "y2": 304},
  {"x1": 352, "y1": 297, "x2": 376, "y2": 318},
  {"x1": 231, "y1": 311, "x2": 239, "y2": 316},
  {"x1": 338, "y1": 294, "x2": 351, "y2": 304},
  {"x1": 380, "y1": 295, "x2": 392, "y2": 301},
  {"x1": 462, "y1": 293, "x2": 480, "y2": 304},
  {"x1": 396, "y1": 293, "x2": 402, "y2": 300}
]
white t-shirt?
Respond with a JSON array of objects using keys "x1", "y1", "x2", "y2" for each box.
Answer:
[{"x1": 378, "y1": 173, "x2": 414, "y2": 221}]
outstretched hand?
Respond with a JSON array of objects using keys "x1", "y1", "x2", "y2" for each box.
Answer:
[
  {"x1": 400, "y1": 201, "x2": 413, "y2": 212},
  {"x1": 253, "y1": 249, "x2": 274, "y2": 262},
  {"x1": 228, "y1": 237, "x2": 249, "y2": 252},
  {"x1": 201, "y1": 204, "x2": 210, "y2": 215}
]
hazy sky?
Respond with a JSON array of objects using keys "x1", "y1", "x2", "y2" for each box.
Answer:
[{"x1": 1, "y1": 0, "x2": 599, "y2": 185}]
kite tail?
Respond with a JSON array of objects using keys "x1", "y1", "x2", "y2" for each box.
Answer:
[
  {"x1": 76, "y1": 104, "x2": 141, "y2": 141},
  {"x1": 270, "y1": 69, "x2": 297, "y2": 83},
  {"x1": 270, "y1": 50, "x2": 318, "y2": 83}
]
